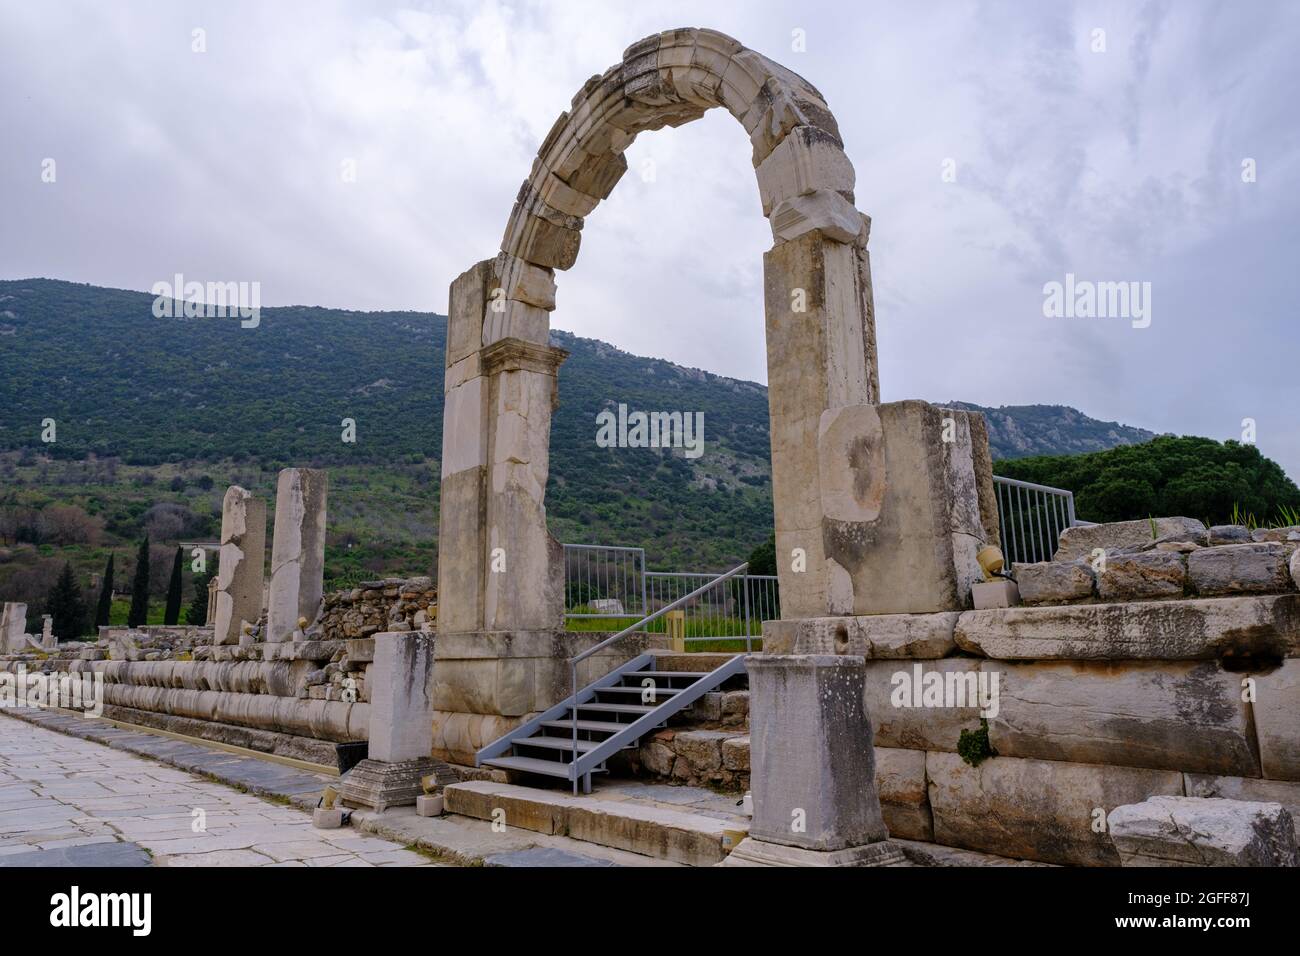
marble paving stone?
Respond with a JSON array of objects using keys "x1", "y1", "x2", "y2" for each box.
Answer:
[
  {"x1": 0, "y1": 713, "x2": 429, "y2": 867},
  {"x1": 0, "y1": 841, "x2": 152, "y2": 867},
  {"x1": 486, "y1": 846, "x2": 619, "y2": 867}
]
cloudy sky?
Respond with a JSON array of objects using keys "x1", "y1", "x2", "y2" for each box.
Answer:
[{"x1": 3, "y1": 0, "x2": 1298, "y2": 477}]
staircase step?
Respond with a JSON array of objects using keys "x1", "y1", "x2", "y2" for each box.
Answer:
[
  {"x1": 629, "y1": 671, "x2": 710, "y2": 680},
  {"x1": 574, "y1": 702, "x2": 658, "y2": 715},
  {"x1": 512, "y1": 736, "x2": 600, "y2": 753},
  {"x1": 649, "y1": 653, "x2": 743, "y2": 673},
  {"x1": 482, "y1": 755, "x2": 572, "y2": 778},
  {"x1": 540, "y1": 719, "x2": 629, "y2": 733},
  {"x1": 597, "y1": 686, "x2": 681, "y2": 696},
  {"x1": 476, "y1": 652, "x2": 747, "y2": 776},
  {"x1": 444, "y1": 780, "x2": 749, "y2": 866}
]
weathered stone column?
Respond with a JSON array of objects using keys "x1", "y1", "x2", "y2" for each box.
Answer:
[
  {"x1": 437, "y1": 260, "x2": 494, "y2": 636},
  {"x1": 340, "y1": 631, "x2": 455, "y2": 812},
  {"x1": 266, "y1": 468, "x2": 328, "y2": 643},
  {"x1": 479, "y1": 337, "x2": 567, "y2": 632},
  {"x1": 433, "y1": 257, "x2": 579, "y2": 765},
  {"x1": 212, "y1": 486, "x2": 266, "y2": 646},
  {"x1": 762, "y1": 225, "x2": 993, "y2": 616},
  {"x1": 206, "y1": 576, "x2": 218, "y2": 626},
  {"x1": 763, "y1": 228, "x2": 876, "y2": 618},
  {"x1": 437, "y1": 256, "x2": 565, "y2": 636},
  {"x1": 724, "y1": 654, "x2": 903, "y2": 866},
  {"x1": 41, "y1": 615, "x2": 54, "y2": 649},
  {"x1": 0, "y1": 602, "x2": 26, "y2": 654}
]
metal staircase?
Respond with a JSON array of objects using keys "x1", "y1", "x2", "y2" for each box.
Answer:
[{"x1": 476, "y1": 563, "x2": 750, "y2": 794}]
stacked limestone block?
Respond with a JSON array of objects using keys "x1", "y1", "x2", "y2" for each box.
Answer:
[
  {"x1": 630, "y1": 681, "x2": 751, "y2": 789},
  {"x1": 1014, "y1": 519, "x2": 1300, "y2": 606}
]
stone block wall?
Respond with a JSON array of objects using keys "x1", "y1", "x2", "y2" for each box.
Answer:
[
  {"x1": 629, "y1": 583, "x2": 1300, "y2": 866},
  {"x1": 0, "y1": 577, "x2": 428, "y2": 748},
  {"x1": 1018, "y1": 521, "x2": 1299, "y2": 606}
]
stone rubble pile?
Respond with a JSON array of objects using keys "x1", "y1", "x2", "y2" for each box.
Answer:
[
  {"x1": 629, "y1": 685, "x2": 750, "y2": 788},
  {"x1": 317, "y1": 577, "x2": 437, "y2": 639},
  {"x1": 98, "y1": 626, "x2": 209, "y2": 661}
]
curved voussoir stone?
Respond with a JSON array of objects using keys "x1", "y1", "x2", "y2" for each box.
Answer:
[
  {"x1": 503, "y1": 28, "x2": 857, "y2": 276},
  {"x1": 500, "y1": 180, "x2": 585, "y2": 271}
]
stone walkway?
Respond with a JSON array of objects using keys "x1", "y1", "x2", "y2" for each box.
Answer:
[{"x1": 0, "y1": 714, "x2": 436, "y2": 866}]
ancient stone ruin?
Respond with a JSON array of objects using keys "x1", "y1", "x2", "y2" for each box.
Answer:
[{"x1": 1, "y1": 28, "x2": 1296, "y2": 870}]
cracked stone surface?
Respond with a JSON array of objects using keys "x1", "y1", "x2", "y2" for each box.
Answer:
[{"x1": 0, "y1": 714, "x2": 438, "y2": 867}]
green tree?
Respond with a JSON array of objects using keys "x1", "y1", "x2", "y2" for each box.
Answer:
[
  {"x1": 995, "y1": 436, "x2": 1300, "y2": 525},
  {"x1": 186, "y1": 553, "x2": 216, "y2": 625},
  {"x1": 94, "y1": 552, "x2": 115, "y2": 628},
  {"x1": 45, "y1": 561, "x2": 87, "y2": 641},
  {"x1": 163, "y1": 546, "x2": 184, "y2": 625},
  {"x1": 746, "y1": 532, "x2": 777, "y2": 576},
  {"x1": 127, "y1": 536, "x2": 150, "y2": 627}
]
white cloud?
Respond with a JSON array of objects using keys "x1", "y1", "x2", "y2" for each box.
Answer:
[{"x1": 1, "y1": 0, "x2": 1297, "y2": 476}]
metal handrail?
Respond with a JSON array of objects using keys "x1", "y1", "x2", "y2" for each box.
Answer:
[
  {"x1": 567, "y1": 561, "x2": 748, "y2": 793},
  {"x1": 992, "y1": 474, "x2": 1073, "y2": 495},
  {"x1": 991, "y1": 474, "x2": 1082, "y2": 565}
]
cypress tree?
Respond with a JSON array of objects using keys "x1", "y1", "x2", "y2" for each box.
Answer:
[
  {"x1": 127, "y1": 536, "x2": 150, "y2": 627},
  {"x1": 94, "y1": 553, "x2": 115, "y2": 628},
  {"x1": 186, "y1": 554, "x2": 217, "y2": 625},
  {"x1": 164, "y1": 546, "x2": 184, "y2": 625},
  {"x1": 46, "y1": 561, "x2": 87, "y2": 641}
]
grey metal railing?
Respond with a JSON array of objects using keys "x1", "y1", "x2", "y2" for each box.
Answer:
[
  {"x1": 567, "y1": 561, "x2": 749, "y2": 793},
  {"x1": 562, "y1": 543, "x2": 647, "y2": 621},
  {"x1": 645, "y1": 571, "x2": 777, "y2": 645},
  {"x1": 992, "y1": 475, "x2": 1081, "y2": 567},
  {"x1": 563, "y1": 543, "x2": 776, "y2": 648}
]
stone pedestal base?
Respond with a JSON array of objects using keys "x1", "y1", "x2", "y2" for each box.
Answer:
[
  {"x1": 722, "y1": 837, "x2": 906, "y2": 867},
  {"x1": 339, "y1": 757, "x2": 457, "y2": 813},
  {"x1": 972, "y1": 580, "x2": 1019, "y2": 610}
]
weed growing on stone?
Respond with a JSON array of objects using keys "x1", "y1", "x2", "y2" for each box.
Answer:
[{"x1": 957, "y1": 719, "x2": 996, "y2": 767}]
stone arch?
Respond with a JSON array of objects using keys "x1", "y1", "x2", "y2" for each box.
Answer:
[
  {"x1": 432, "y1": 29, "x2": 884, "y2": 763},
  {"x1": 497, "y1": 28, "x2": 868, "y2": 281}
]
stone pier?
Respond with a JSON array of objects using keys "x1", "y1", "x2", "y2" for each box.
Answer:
[
  {"x1": 212, "y1": 486, "x2": 266, "y2": 646},
  {"x1": 433, "y1": 257, "x2": 575, "y2": 764},
  {"x1": 266, "y1": 468, "x2": 328, "y2": 643},
  {"x1": 724, "y1": 655, "x2": 903, "y2": 866},
  {"x1": 0, "y1": 603, "x2": 27, "y2": 655}
]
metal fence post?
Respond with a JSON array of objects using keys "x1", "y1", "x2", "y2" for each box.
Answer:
[{"x1": 742, "y1": 574, "x2": 752, "y2": 653}]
